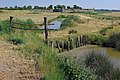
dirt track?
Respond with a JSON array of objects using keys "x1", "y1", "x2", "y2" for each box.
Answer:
[{"x1": 0, "y1": 41, "x2": 41, "y2": 80}]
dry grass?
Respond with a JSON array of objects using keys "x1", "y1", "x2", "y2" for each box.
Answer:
[
  {"x1": 103, "y1": 12, "x2": 120, "y2": 17},
  {"x1": 0, "y1": 41, "x2": 42, "y2": 80},
  {"x1": 0, "y1": 10, "x2": 62, "y2": 23},
  {"x1": 40, "y1": 17, "x2": 112, "y2": 39},
  {"x1": 0, "y1": 10, "x2": 118, "y2": 40}
]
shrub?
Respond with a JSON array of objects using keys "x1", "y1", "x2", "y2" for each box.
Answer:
[
  {"x1": 0, "y1": 20, "x2": 10, "y2": 33},
  {"x1": 57, "y1": 15, "x2": 66, "y2": 18},
  {"x1": 60, "y1": 15, "x2": 84, "y2": 29},
  {"x1": 69, "y1": 29, "x2": 77, "y2": 34},
  {"x1": 8, "y1": 37, "x2": 24, "y2": 45},
  {"x1": 14, "y1": 19, "x2": 37, "y2": 29},
  {"x1": 85, "y1": 50, "x2": 120, "y2": 80},
  {"x1": 106, "y1": 32, "x2": 120, "y2": 50},
  {"x1": 88, "y1": 34, "x2": 106, "y2": 45},
  {"x1": 58, "y1": 57, "x2": 97, "y2": 80},
  {"x1": 99, "y1": 27, "x2": 113, "y2": 35},
  {"x1": 7, "y1": 33, "x2": 24, "y2": 45},
  {"x1": 99, "y1": 28, "x2": 107, "y2": 35}
]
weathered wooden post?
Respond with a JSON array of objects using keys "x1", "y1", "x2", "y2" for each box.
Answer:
[
  {"x1": 67, "y1": 41, "x2": 70, "y2": 51},
  {"x1": 78, "y1": 36, "x2": 80, "y2": 47},
  {"x1": 50, "y1": 41, "x2": 54, "y2": 53},
  {"x1": 83, "y1": 36, "x2": 85, "y2": 46},
  {"x1": 61, "y1": 41, "x2": 64, "y2": 52},
  {"x1": 44, "y1": 17, "x2": 48, "y2": 44},
  {"x1": 9, "y1": 16, "x2": 13, "y2": 32},
  {"x1": 68, "y1": 35, "x2": 73, "y2": 49},
  {"x1": 56, "y1": 41, "x2": 61, "y2": 53},
  {"x1": 76, "y1": 36, "x2": 80, "y2": 48},
  {"x1": 68, "y1": 35, "x2": 71, "y2": 41},
  {"x1": 70, "y1": 39, "x2": 73, "y2": 50},
  {"x1": 80, "y1": 35, "x2": 83, "y2": 46}
]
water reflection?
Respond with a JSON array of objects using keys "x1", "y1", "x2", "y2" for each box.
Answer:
[{"x1": 39, "y1": 20, "x2": 62, "y2": 30}]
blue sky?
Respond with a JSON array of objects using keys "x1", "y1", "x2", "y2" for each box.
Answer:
[{"x1": 0, "y1": 0, "x2": 120, "y2": 10}]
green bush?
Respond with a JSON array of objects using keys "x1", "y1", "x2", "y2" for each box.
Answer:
[
  {"x1": 0, "y1": 20, "x2": 10, "y2": 33},
  {"x1": 8, "y1": 37, "x2": 24, "y2": 45},
  {"x1": 57, "y1": 15, "x2": 66, "y2": 18},
  {"x1": 99, "y1": 28, "x2": 107, "y2": 35},
  {"x1": 60, "y1": 15, "x2": 84, "y2": 29},
  {"x1": 58, "y1": 57, "x2": 97, "y2": 80},
  {"x1": 85, "y1": 50, "x2": 120, "y2": 80},
  {"x1": 14, "y1": 19, "x2": 37, "y2": 29},
  {"x1": 88, "y1": 34, "x2": 106, "y2": 45},
  {"x1": 106, "y1": 32, "x2": 120, "y2": 50},
  {"x1": 99, "y1": 27, "x2": 113, "y2": 35}
]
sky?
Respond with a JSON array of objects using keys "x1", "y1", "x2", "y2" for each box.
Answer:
[{"x1": 0, "y1": 0, "x2": 120, "y2": 10}]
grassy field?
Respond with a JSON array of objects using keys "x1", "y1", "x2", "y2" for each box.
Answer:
[
  {"x1": 0, "y1": 10, "x2": 120, "y2": 80},
  {"x1": 103, "y1": 12, "x2": 120, "y2": 17},
  {"x1": 0, "y1": 10, "x2": 62, "y2": 23},
  {"x1": 0, "y1": 10, "x2": 117, "y2": 41}
]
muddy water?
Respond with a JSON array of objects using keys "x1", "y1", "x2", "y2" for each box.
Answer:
[
  {"x1": 84, "y1": 46, "x2": 120, "y2": 68},
  {"x1": 61, "y1": 45, "x2": 120, "y2": 68}
]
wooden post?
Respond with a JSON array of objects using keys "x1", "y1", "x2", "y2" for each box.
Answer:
[
  {"x1": 50, "y1": 41, "x2": 54, "y2": 53},
  {"x1": 44, "y1": 17, "x2": 48, "y2": 44},
  {"x1": 9, "y1": 16, "x2": 13, "y2": 32},
  {"x1": 68, "y1": 35, "x2": 71, "y2": 41},
  {"x1": 78, "y1": 36, "x2": 80, "y2": 47},
  {"x1": 56, "y1": 41, "x2": 61, "y2": 53},
  {"x1": 80, "y1": 35, "x2": 83, "y2": 46},
  {"x1": 76, "y1": 37, "x2": 78, "y2": 48},
  {"x1": 67, "y1": 41, "x2": 70, "y2": 51},
  {"x1": 76, "y1": 36, "x2": 80, "y2": 48},
  {"x1": 70, "y1": 39, "x2": 73, "y2": 50},
  {"x1": 61, "y1": 41, "x2": 64, "y2": 52}
]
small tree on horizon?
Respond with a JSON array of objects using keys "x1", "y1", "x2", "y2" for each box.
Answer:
[{"x1": 47, "y1": 5, "x2": 53, "y2": 10}]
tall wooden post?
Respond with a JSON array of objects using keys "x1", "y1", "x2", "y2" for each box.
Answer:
[
  {"x1": 44, "y1": 17, "x2": 48, "y2": 44},
  {"x1": 80, "y1": 35, "x2": 83, "y2": 46},
  {"x1": 61, "y1": 41, "x2": 64, "y2": 52},
  {"x1": 9, "y1": 16, "x2": 13, "y2": 32},
  {"x1": 67, "y1": 41, "x2": 70, "y2": 51}
]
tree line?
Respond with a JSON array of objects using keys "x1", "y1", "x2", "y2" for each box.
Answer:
[{"x1": 0, "y1": 5, "x2": 82, "y2": 10}]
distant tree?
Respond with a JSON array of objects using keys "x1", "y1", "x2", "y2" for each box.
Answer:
[
  {"x1": 18, "y1": 7, "x2": 23, "y2": 10},
  {"x1": 54, "y1": 6, "x2": 57, "y2": 9},
  {"x1": 67, "y1": 6, "x2": 71, "y2": 9},
  {"x1": 43, "y1": 7, "x2": 46, "y2": 10},
  {"x1": 23, "y1": 6, "x2": 27, "y2": 10},
  {"x1": 9, "y1": 7, "x2": 13, "y2": 10},
  {"x1": 4, "y1": 7, "x2": 8, "y2": 10},
  {"x1": 61, "y1": 5, "x2": 66, "y2": 9},
  {"x1": 34, "y1": 6, "x2": 39, "y2": 9},
  {"x1": 56, "y1": 5, "x2": 62, "y2": 9},
  {"x1": 73, "y1": 5, "x2": 82, "y2": 9},
  {"x1": 14, "y1": 5, "x2": 18, "y2": 10},
  {"x1": 27, "y1": 5, "x2": 32, "y2": 10},
  {"x1": 47, "y1": 5, "x2": 53, "y2": 10}
]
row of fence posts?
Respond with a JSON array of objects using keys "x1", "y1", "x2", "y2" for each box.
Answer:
[{"x1": 47, "y1": 35, "x2": 88, "y2": 53}]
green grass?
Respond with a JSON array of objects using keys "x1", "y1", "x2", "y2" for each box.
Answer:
[
  {"x1": 60, "y1": 15, "x2": 84, "y2": 29},
  {"x1": 0, "y1": 19, "x2": 64, "y2": 80}
]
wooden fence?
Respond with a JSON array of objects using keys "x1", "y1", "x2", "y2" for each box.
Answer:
[
  {"x1": 47, "y1": 35, "x2": 88, "y2": 53},
  {"x1": 9, "y1": 16, "x2": 88, "y2": 53},
  {"x1": 9, "y1": 16, "x2": 55, "y2": 44}
]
